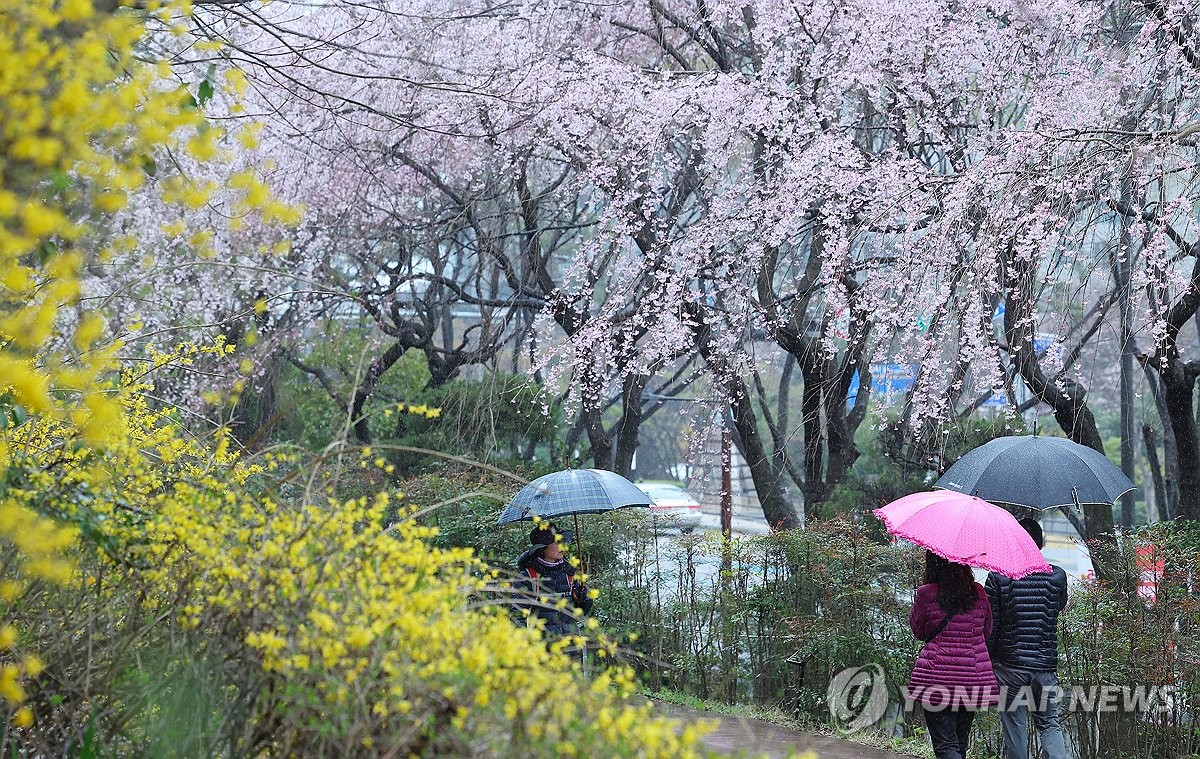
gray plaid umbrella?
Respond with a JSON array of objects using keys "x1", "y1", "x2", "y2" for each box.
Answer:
[
  {"x1": 935, "y1": 435, "x2": 1135, "y2": 510},
  {"x1": 497, "y1": 468, "x2": 652, "y2": 525}
]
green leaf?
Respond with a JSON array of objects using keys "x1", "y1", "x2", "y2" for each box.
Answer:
[
  {"x1": 80, "y1": 713, "x2": 99, "y2": 759},
  {"x1": 140, "y1": 156, "x2": 157, "y2": 178},
  {"x1": 49, "y1": 171, "x2": 72, "y2": 193},
  {"x1": 36, "y1": 239, "x2": 57, "y2": 265},
  {"x1": 197, "y1": 78, "x2": 214, "y2": 106}
]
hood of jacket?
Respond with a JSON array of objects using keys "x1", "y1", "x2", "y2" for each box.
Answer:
[
  {"x1": 516, "y1": 545, "x2": 570, "y2": 574},
  {"x1": 516, "y1": 545, "x2": 545, "y2": 572}
]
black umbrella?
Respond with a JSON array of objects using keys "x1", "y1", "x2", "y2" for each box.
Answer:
[{"x1": 934, "y1": 435, "x2": 1135, "y2": 510}]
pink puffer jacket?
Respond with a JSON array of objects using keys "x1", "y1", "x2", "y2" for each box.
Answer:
[{"x1": 906, "y1": 582, "x2": 999, "y2": 709}]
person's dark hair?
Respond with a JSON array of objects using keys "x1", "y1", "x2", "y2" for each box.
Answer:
[
  {"x1": 923, "y1": 551, "x2": 977, "y2": 615},
  {"x1": 529, "y1": 525, "x2": 556, "y2": 546},
  {"x1": 529, "y1": 523, "x2": 571, "y2": 547},
  {"x1": 1019, "y1": 518, "x2": 1044, "y2": 549}
]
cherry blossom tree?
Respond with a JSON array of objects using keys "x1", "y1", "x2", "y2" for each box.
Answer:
[
  {"x1": 518, "y1": 0, "x2": 1098, "y2": 524},
  {"x1": 93, "y1": 0, "x2": 1200, "y2": 533},
  {"x1": 894, "y1": 0, "x2": 1200, "y2": 528}
]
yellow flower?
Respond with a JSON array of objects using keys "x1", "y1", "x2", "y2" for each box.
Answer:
[
  {"x1": 21, "y1": 656, "x2": 43, "y2": 677},
  {"x1": 346, "y1": 628, "x2": 373, "y2": 649},
  {"x1": 59, "y1": 0, "x2": 93, "y2": 21},
  {"x1": 20, "y1": 203, "x2": 62, "y2": 238},
  {"x1": 12, "y1": 707, "x2": 32, "y2": 728},
  {"x1": 186, "y1": 129, "x2": 220, "y2": 161}
]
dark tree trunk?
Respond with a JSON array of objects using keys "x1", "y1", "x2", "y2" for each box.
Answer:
[
  {"x1": 823, "y1": 360, "x2": 863, "y2": 489},
  {"x1": 799, "y1": 364, "x2": 825, "y2": 515},
  {"x1": 350, "y1": 342, "x2": 409, "y2": 445},
  {"x1": 728, "y1": 378, "x2": 802, "y2": 530},
  {"x1": 688, "y1": 308, "x2": 801, "y2": 528},
  {"x1": 751, "y1": 366, "x2": 808, "y2": 499},
  {"x1": 562, "y1": 415, "x2": 587, "y2": 462},
  {"x1": 824, "y1": 408, "x2": 858, "y2": 488},
  {"x1": 777, "y1": 354, "x2": 795, "y2": 437},
  {"x1": 1152, "y1": 250, "x2": 1200, "y2": 521},
  {"x1": 1142, "y1": 425, "x2": 1169, "y2": 523},
  {"x1": 613, "y1": 374, "x2": 648, "y2": 478},
  {"x1": 794, "y1": 353, "x2": 867, "y2": 520},
  {"x1": 1162, "y1": 366, "x2": 1200, "y2": 520},
  {"x1": 584, "y1": 405, "x2": 614, "y2": 471},
  {"x1": 230, "y1": 353, "x2": 281, "y2": 450},
  {"x1": 753, "y1": 218, "x2": 871, "y2": 523},
  {"x1": 1141, "y1": 358, "x2": 1180, "y2": 518}
]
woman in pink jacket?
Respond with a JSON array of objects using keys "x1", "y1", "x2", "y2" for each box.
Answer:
[{"x1": 908, "y1": 551, "x2": 999, "y2": 759}]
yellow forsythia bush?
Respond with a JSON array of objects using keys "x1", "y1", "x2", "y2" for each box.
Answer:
[
  {"x1": 0, "y1": 0, "x2": 202, "y2": 731},
  {"x1": 0, "y1": 1, "x2": 709, "y2": 755},
  {"x1": 8, "y1": 392, "x2": 709, "y2": 755}
]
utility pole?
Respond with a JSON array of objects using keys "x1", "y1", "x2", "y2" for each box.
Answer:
[
  {"x1": 721, "y1": 404, "x2": 733, "y2": 573},
  {"x1": 641, "y1": 390, "x2": 737, "y2": 703}
]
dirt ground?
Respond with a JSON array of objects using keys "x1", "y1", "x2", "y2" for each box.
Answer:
[{"x1": 654, "y1": 700, "x2": 921, "y2": 759}]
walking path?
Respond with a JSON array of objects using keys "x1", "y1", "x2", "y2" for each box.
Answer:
[{"x1": 653, "y1": 700, "x2": 919, "y2": 759}]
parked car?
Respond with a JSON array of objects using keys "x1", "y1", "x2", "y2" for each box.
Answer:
[{"x1": 635, "y1": 481, "x2": 703, "y2": 532}]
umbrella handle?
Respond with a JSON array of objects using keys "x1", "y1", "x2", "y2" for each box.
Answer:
[{"x1": 573, "y1": 512, "x2": 584, "y2": 570}]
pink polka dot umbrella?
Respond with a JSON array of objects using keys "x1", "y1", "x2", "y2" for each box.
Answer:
[{"x1": 874, "y1": 491, "x2": 1052, "y2": 579}]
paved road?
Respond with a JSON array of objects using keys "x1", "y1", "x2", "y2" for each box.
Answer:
[
  {"x1": 653, "y1": 700, "x2": 918, "y2": 758},
  {"x1": 696, "y1": 509, "x2": 771, "y2": 536},
  {"x1": 644, "y1": 502, "x2": 771, "y2": 590},
  {"x1": 642, "y1": 504, "x2": 774, "y2": 596}
]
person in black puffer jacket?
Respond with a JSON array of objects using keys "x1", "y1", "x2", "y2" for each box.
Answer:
[
  {"x1": 985, "y1": 518, "x2": 1069, "y2": 759},
  {"x1": 513, "y1": 522, "x2": 593, "y2": 636}
]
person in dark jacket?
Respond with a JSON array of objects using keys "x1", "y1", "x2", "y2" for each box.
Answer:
[
  {"x1": 513, "y1": 522, "x2": 593, "y2": 636},
  {"x1": 985, "y1": 518, "x2": 1069, "y2": 759},
  {"x1": 908, "y1": 551, "x2": 998, "y2": 759}
]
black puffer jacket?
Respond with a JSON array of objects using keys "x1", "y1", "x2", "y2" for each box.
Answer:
[
  {"x1": 513, "y1": 546, "x2": 593, "y2": 635},
  {"x1": 985, "y1": 565, "x2": 1068, "y2": 671}
]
